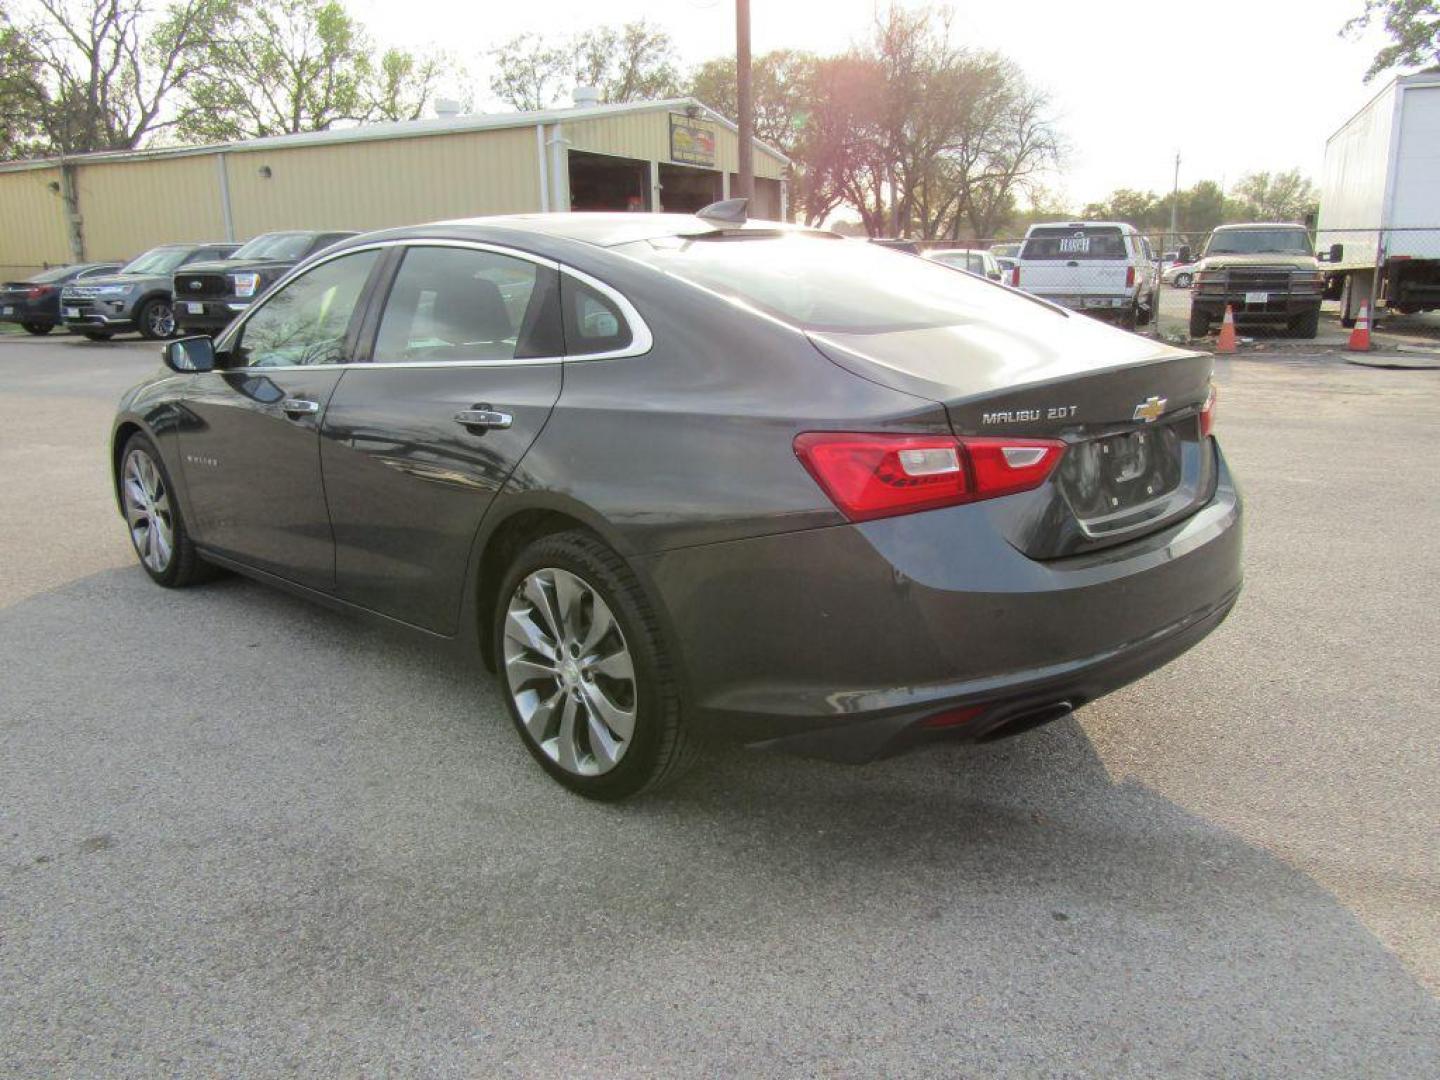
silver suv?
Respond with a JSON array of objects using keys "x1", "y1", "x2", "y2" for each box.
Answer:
[{"x1": 61, "y1": 242, "x2": 238, "y2": 341}]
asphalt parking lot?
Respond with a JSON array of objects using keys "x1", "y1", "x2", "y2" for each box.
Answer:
[{"x1": 2, "y1": 332, "x2": 1438, "y2": 1076}]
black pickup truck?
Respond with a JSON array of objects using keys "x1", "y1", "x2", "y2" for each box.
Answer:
[{"x1": 172, "y1": 230, "x2": 356, "y2": 335}]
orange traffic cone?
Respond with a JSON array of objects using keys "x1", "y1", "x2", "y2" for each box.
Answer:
[
  {"x1": 1216, "y1": 304, "x2": 1237, "y2": 354},
  {"x1": 1348, "y1": 302, "x2": 1371, "y2": 351}
]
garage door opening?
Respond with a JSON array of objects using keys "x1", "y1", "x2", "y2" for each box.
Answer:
[
  {"x1": 658, "y1": 163, "x2": 721, "y2": 213},
  {"x1": 569, "y1": 151, "x2": 651, "y2": 211}
]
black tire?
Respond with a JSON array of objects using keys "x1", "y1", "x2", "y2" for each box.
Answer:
[
  {"x1": 1174, "y1": 272, "x2": 1193, "y2": 288},
  {"x1": 82, "y1": 331, "x2": 112, "y2": 341},
  {"x1": 118, "y1": 432, "x2": 215, "y2": 588},
  {"x1": 1136, "y1": 289, "x2": 1156, "y2": 328},
  {"x1": 1288, "y1": 307, "x2": 1320, "y2": 339},
  {"x1": 21, "y1": 322, "x2": 52, "y2": 335},
  {"x1": 492, "y1": 529, "x2": 697, "y2": 801},
  {"x1": 136, "y1": 297, "x2": 176, "y2": 340},
  {"x1": 1339, "y1": 276, "x2": 1357, "y2": 328},
  {"x1": 1188, "y1": 308, "x2": 1210, "y2": 338},
  {"x1": 1118, "y1": 302, "x2": 1138, "y2": 331}
]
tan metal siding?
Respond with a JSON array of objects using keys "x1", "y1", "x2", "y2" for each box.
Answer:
[
  {"x1": 75, "y1": 156, "x2": 226, "y2": 261},
  {"x1": 0, "y1": 167, "x2": 72, "y2": 273},
  {"x1": 226, "y1": 127, "x2": 542, "y2": 237},
  {"x1": 569, "y1": 112, "x2": 786, "y2": 179}
]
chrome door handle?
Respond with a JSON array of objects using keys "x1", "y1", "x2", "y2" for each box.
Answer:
[
  {"x1": 281, "y1": 397, "x2": 320, "y2": 417},
  {"x1": 454, "y1": 408, "x2": 513, "y2": 430}
]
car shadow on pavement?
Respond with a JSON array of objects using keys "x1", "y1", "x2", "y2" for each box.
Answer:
[{"x1": 4, "y1": 567, "x2": 1438, "y2": 1076}]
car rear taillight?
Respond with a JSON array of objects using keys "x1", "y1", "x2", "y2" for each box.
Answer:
[
  {"x1": 24, "y1": 285, "x2": 53, "y2": 299},
  {"x1": 1199, "y1": 385, "x2": 1217, "y2": 438},
  {"x1": 1010, "y1": 265, "x2": 1021, "y2": 286},
  {"x1": 793, "y1": 432, "x2": 1067, "y2": 522},
  {"x1": 1125, "y1": 266, "x2": 1135, "y2": 288}
]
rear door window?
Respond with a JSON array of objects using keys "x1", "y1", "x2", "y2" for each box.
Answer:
[
  {"x1": 1022, "y1": 227, "x2": 1128, "y2": 260},
  {"x1": 373, "y1": 246, "x2": 561, "y2": 363}
]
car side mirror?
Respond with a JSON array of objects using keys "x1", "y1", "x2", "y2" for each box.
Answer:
[
  {"x1": 1178, "y1": 245, "x2": 1192, "y2": 263},
  {"x1": 1327, "y1": 243, "x2": 1343, "y2": 263},
  {"x1": 164, "y1": 335, "x2": 215, "y2": 373}
]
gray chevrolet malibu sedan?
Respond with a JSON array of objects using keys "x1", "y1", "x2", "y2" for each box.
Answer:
[{"x1": 110, "y1": 208, "x2": 1242, "y2": 800}]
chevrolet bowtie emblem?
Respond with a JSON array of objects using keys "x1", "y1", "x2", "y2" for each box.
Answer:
[{"x1": 1133, "y1": 396, "x2": 1166, "y2": 423}]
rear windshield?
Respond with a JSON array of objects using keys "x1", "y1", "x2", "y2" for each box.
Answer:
[
  {"x1": 233, "y1": 232, "x2": 314, "y2": 261},
  {"x1": 1205, "y1": 228, "x2": 1312, "y2": 256},
  {"x1": 1022, "y1": 226, "x2": 1128, "y2": 260},
  {"x1": 30, "y1": 265, "x2": 77, "y2": 283},
  {"x1": 120, "y1": 247, "x2": 191, "y2": 275},
  {"x1": 618, "y1": 232, "x2": 1052, "y2": 334}
]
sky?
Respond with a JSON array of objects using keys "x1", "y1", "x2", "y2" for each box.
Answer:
[{"x1": 351, "y1": 0, "x2": 1397, "y2": 208}]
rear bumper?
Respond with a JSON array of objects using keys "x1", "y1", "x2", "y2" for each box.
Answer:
[
  {"x1": 1033, "y1": 293, "x2": 1134, "y2": 313},
  {"x1": 635, "y1": 444, "x2": 1243, "y2": 762}
]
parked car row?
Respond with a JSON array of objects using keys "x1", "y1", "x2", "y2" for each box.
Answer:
[
  {"x1": 1, "y1": 230, "x2": 356, "y2": 342},
  {"x1": 0, "y1": 262, "x2": 123, "y2": 334}
]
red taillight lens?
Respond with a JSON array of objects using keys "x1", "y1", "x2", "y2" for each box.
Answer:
[
  {"x1": 24, "y1": 285, "x2": 53, "y2": 299},
  {"x1": 793, "y1": 433, "x2": 1066, "y2": 522},
  {"x1": 1010, "y1": 265, "x2": 1021, "y2": 286},
  {"x1": 963, "y1": 436, "x2": 1069, "y2": 500},
  {"x1": 1199, "y1": 385, "x2": 1217, "y2": 438},
  {"x1": 1125, "y1": 265, "x2": 1136, "y2": 288}
]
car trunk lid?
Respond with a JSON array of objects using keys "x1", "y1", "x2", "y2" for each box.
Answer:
[{"x1": 808, "y1": 319, "x2": 1215, "y2": 557}]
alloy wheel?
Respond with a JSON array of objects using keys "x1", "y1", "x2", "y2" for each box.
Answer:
[
  {"x1": 121, "y1": 448, "x2": 174, "y2": 573},
  {"x1": 503, "y1": 567, "x2": 637, "y2": 777},
  {"x1": 147, "y1": 302, "x2": 175, "y2": 338}
]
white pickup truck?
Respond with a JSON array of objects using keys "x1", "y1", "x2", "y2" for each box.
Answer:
[{"x1": 1011, "y1": 221, "x2": 1158, "y2": 330}]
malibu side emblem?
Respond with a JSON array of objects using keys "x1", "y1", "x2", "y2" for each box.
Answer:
[{"x1": 1133, "y1": 396, "x2": 1167, "y2": 423}]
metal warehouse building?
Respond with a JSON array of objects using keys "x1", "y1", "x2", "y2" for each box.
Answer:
[{"x1": 0, "y1": 96, "x2": 790, "y2": 277}]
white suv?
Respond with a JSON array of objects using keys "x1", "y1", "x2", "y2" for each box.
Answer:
[{"x1": 1012, "y1": 221, "x2": 1158, "y2": 329}]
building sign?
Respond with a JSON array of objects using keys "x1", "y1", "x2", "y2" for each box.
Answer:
[{"x1": 669, "y1": 116, "x2": 716, "y2": 167}]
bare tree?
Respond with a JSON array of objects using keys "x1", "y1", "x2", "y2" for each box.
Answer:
[
  {"x1": 489, "y1": 31, "x2": 571, "y2": 111},
  {"x1": 22, "y1": 0, "x2": 227, "y2": 152},
  {"x1": 490, "y1": 20, "x2": 679, "y2": 110}
]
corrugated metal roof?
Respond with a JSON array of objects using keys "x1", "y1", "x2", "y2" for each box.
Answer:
[{"x1": 0, "y1": 97, "x2": 791, "y2": 173}]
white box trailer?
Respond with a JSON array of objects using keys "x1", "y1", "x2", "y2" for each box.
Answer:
[{"x1": 1318, "y1": 72, "x2": 1440, "y2": 323}]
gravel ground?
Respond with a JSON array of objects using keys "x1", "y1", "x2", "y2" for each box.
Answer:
[{"x1": 2, "y1": 333, "x2": 1437, "y2": 1077}]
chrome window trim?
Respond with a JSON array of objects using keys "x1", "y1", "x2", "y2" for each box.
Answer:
[{"x1": 211, "y1": 236, "x2": 652, "y2": 370}]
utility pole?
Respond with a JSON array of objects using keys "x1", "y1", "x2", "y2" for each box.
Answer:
[
  {"x1": 1169, "y1": 151, "x2": 1181, "y2": 252},
  {"x1": 735, "y1": 0, "x2": 754, "y2": 201}
]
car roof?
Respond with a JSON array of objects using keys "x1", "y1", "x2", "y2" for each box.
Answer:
[
  {"x1": 1025, "y1": 221, "x2": 1134, "y2": 233},
  {"x1": 928, "y1": 248, "x2": 988, "y2": 256},
  {"x1": 1211, "y1": 222, "x2": 1308, "y2": 231},
  {"x1": 416, "y1": 212, "x2": 829, "y2": 249}
]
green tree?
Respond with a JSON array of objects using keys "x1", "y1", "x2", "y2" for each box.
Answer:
[
  {"x1": 0, "y1": 6, "x2": 47, "y2": 158},
  {"x1": 176, "y1": 0, "x2": 445, "y2": 140},
  {"x1": 1083, "y1": 188, "x2": 1161, "y2": 228},
  {"x1": 1343, "y1": 1, "x2": 1440, "y2": 81},
  {"x1": 1230, "y1": 169, "x2": 1317, "y2": 223},
  {"x1": 687, "y1": 48, "x2": 817, "y2": 157},
  {"x1": 572, "y1": 20, "x2": 678, "y2": 103}
]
